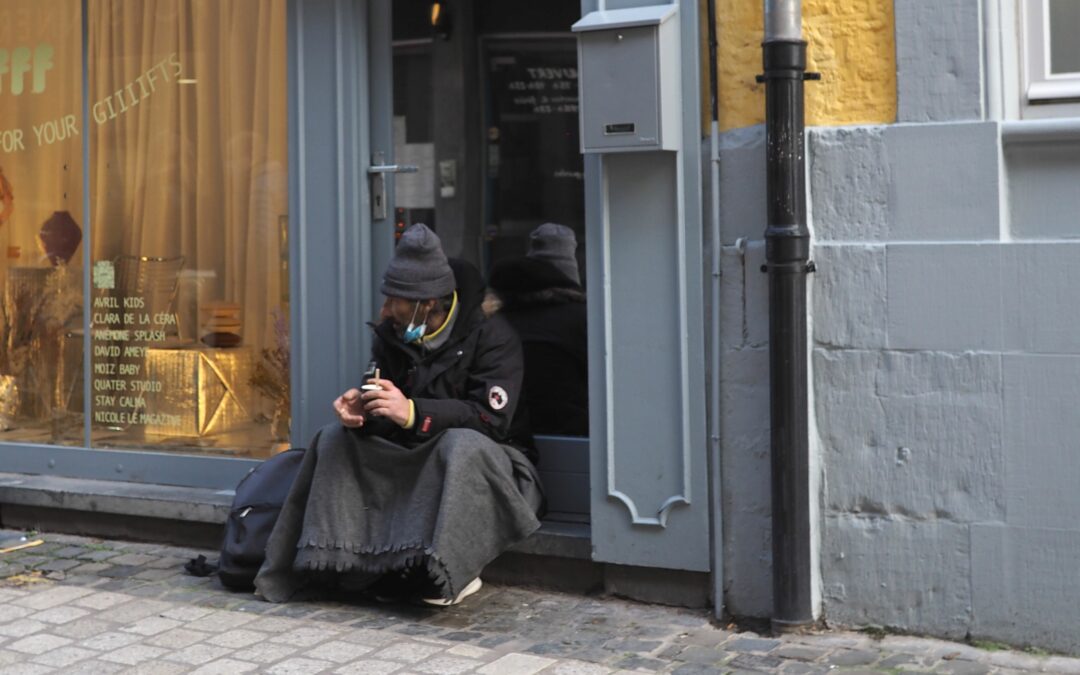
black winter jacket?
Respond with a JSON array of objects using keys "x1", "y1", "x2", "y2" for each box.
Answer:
[
  {"x1": 363, "y1": 259, "x2": 537, "y2": 463},
  {"x1": 489, "y1": 257, "x2": 588, "y2": 437}
]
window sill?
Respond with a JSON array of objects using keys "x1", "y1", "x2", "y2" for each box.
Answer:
[
  {"x1": 1001, "y1": 118, "x2": 1080, "y2": 145},
  {"x1": 1027, "y1": 80, "x2": 1080, "y2": 102}
]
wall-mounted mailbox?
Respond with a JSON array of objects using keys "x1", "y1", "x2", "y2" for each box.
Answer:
[{"x1": 572, "y1": 5, "x2": 681, "y2": 154}]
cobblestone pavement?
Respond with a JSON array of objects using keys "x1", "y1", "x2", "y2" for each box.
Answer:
[{"x1": 0, "y1": 530, "x2": 1077, "y2": 674}]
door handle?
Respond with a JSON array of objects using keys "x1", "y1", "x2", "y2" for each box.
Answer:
[
  {"x1": 368, "y1": 152, "x2": 419, "y2": 219},
  {"x1": 367, "y1": 164, "x2": 419, "y2": 174}
]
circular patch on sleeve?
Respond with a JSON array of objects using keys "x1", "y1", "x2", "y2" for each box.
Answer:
[{"x1": 488, "y1": 385, "x2": 509, "y2": 411}]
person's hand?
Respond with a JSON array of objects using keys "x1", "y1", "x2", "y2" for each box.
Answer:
[
  {"x1": 333, "y1": 388, "x2": 366, "y2": 428},
  {"x1": 362, "y1": 378, "x2": 411, "y2": 427}
]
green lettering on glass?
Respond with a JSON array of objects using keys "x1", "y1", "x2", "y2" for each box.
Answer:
[{"x1": 0, "y1": 43, "x2": 54, "y2": 95}]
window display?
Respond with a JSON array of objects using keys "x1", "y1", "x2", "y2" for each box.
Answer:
[
  {"x1": 0, "y1": 0, "x2": 289, "y2": 458},
  {"x1": 0, "y1": 0, "x2": 84, "y2": 443}
]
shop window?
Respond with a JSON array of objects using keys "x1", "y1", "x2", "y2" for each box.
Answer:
[
  {"x1": 1021, "y1": 0, "x2": 1080, "y2": 117},
  {"x1": 0, "y1": 0, "x2": 290, "y2": 458},
  {"x1": 1, "y1": 0, "x2": 87, "y2": 446}
]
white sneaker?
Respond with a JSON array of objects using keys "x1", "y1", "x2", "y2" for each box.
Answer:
[{"x1": 420, "y1": 577, "x2": 482, "y2": 607}]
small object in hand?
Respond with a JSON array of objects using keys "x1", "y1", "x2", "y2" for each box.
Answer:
[{"x1": 361, "y1": 367, "x2": 383, "y2": 391}]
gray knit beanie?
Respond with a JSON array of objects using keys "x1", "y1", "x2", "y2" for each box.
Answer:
[
  {"x1": 381, "y1": 223, "x2": 456, "y2": 299},
  {"x1": 527, "y1": 222, "x2": 580, "y2": 285}
]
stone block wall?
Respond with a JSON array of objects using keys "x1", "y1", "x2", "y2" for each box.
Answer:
[
  {"x1": 707, "y1": 3, "x2": 1080, "y2": 651},
  {"x1": 810, "y1": 121, "x2": 1080, "y2": 653}
]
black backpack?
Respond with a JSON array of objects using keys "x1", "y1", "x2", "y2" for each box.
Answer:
[{"x1": 185, "y1": 447, "x2": 305, "y2": 590}]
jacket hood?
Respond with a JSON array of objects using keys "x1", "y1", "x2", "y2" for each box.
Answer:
[
  {"x1": 489, "y1": 256, "x2": 581, "y2": 295},
  {"x1": 488, "y1": 256, "x2": 585, "y2": 311},
  {"x1": 447, "y1": 258, "x2": 486, "y2": 333}
]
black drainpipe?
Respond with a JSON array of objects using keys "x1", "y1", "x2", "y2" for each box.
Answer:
[{"x1": 757, "y1": 0, "x2": 817, "y2": 632}]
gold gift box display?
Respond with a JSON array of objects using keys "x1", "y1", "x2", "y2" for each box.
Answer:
[{"x1": 142, "y1": 346, "x2": 257, "y2": 436}]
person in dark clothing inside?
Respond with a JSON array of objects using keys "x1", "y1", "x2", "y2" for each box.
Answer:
[
  {"x1": 255, "y1": 224, "x2": 543, "y2": 606},
  {"x1": 488, "y1": 223, "x2": 588, "y2": 437}
]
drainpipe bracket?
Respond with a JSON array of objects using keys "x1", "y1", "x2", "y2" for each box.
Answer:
[{"x1": 756, "y1": 71, "x2": 809, "y2": 83}]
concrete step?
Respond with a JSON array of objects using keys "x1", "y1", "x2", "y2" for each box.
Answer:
[
  {"x1": 0, "y1": 471, "x2": 590, "y2": 559},
  {"x1": 0, "y1": 472, "x2": 232, "y2": 524},
  {"x1": 0, "y1": 472, "x2": 708, "y2": 607}
]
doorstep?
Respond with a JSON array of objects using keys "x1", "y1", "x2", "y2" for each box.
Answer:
[
  {"x1": 0, "y1": 471, "x2": 709, "y2": 608},
  {"x1": 0, "y1": 471, "x2": 232, "y2": 524},
  {"x1": 0, "y1": 471, "x2": 591, "y2": 559}
]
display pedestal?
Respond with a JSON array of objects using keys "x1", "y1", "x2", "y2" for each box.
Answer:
[{"x1": 143, "y1": 346, "x2": 257, "y2": 437}]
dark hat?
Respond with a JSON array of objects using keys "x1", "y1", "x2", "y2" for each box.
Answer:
[
  {"x1": 527, "y1": 222, "x2": 580, "y2": 285},
  {"x1": 381, "y1": 223, "x2": 456, "y2": 299}
]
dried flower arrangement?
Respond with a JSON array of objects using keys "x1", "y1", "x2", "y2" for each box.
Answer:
[
  {"x1": 249, "y1": 308, "x2": 290, "y2": 439},
  {"x1": 0, "y1": 265, "x2": 83, "y2": 415}
]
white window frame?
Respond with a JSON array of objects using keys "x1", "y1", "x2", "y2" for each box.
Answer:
[{"x1": 1020, "y1": 0, "x2": 1080, "y2": 117}]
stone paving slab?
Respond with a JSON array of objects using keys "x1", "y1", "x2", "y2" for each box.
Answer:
[{"x1": 0, "y1": 529, "x2": 1077, "y2": 674}]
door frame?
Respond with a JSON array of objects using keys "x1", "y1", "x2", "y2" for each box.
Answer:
[{"x1": 289, "y1": 0, "x2": 396, "y2": 450}]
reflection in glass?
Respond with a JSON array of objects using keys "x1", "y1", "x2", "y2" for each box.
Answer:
[
  {"x1": 482, "y1": 40, "x2": 584, "y2": 271},
  {"x1": 0, "y1": 0, "x2": 86, "y2": 445},
  {"x1": 85, "y1": 0, "x2": 289, "y2": 457},
  {"x1": 392, "y1": 43, "x2": 436, "y2": 234}
]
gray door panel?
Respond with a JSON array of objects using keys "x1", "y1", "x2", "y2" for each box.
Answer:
[{"x1": 582, "y1": 0, "x2": 711, "y2": 573}]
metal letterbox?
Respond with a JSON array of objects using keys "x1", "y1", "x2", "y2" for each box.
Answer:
[{"x1": 572, "y1": 5, "x2": 681, "y2": 153}]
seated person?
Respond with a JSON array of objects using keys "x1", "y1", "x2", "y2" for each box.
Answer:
[
  {"x1": 488, "y1": 223, "x2": 588, "y2": 437},
  {"x1": 255, "y1": 224, "x2": 543, "y2": 606}
]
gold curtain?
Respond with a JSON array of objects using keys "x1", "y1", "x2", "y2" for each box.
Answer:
[
  {"x1": 0, "y1": 0, "x2": 84, "y2": 280},
  {"x1": 88, "y1": 0, "x2": 288, "y2": 351}
]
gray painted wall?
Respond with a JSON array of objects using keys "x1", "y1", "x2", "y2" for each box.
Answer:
[
  {"x1": 709, "y1": 126, "x2": 772, "y2": 618},
  {"x1": 802, "y1": 2, "x2": 1080, "y2": 653},
  {"x1": 809, "y1": 119, "x2": 1080, "y2": 653},
  {"x1": 685, "y1": 0, "x2": 1080, "y2": 649},
  {"x1": 894, "y1": 0, "x2": 984, "y2": 123},
  {"x1": 1005, "y1": 140, "x2": 1080, "y2": 239},
  {"x1": 711, "y1": 2, "x2": 1080, "y2": 646}
]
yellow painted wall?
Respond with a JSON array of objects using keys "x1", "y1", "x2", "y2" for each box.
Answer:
[{"x1": 706, "y1": 0, "x2": 897, "y2": 131}]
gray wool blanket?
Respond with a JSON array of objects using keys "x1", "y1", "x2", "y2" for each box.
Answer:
[{"x1": 254, "y1": 425, "x2": 543, "y2": 603}]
